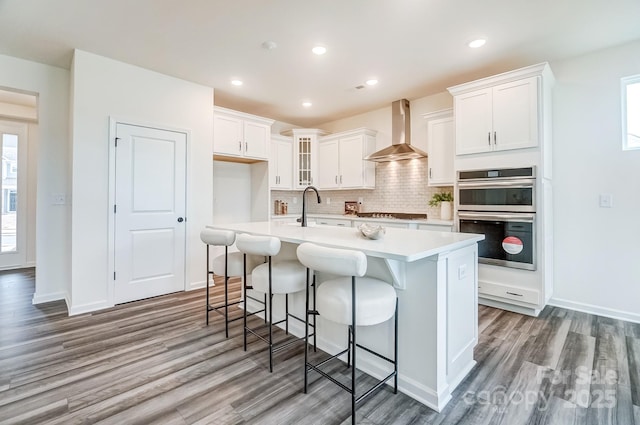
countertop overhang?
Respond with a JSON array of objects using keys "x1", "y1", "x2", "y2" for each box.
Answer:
[{"x1": 207, "y1": 221, "x2": 483, "y2": 263}]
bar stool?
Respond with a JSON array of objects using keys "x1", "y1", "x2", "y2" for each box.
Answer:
[
  {"x1": 296, "y1": 242, "x2": 398, "y2": 425},
  {"x1": 236, "y1": 233, "x2": 307, "y2": 372},
  {"x1": 200, "y1": 228, "x2": 261, "y2": 338}
]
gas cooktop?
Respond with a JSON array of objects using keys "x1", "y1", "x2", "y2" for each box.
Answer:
[{"x1": 355, "y1": 212, "x2": 428, "y2": 220}]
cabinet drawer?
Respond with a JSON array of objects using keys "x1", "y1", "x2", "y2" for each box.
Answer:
[
  {"x1": 316, "y1": 218, "x2": 352, "y2": 227},
  {"x1": 478, "y1": 280, "x2": 540, "y2": 305}
]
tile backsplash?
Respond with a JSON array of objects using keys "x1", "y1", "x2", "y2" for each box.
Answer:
[{"x1": 272, "y1": 158, "x2": 453, "y2": 219}]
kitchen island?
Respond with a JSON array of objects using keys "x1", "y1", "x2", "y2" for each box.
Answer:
[{"x1": 207, "y1": 221, "x2": 484, "y2": 411}]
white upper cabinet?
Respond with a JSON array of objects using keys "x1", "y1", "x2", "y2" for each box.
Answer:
[
  {"x1": 449, "y1": 66, "x2": 547, "y2": 156},
  {"x1": 291, "y1": 129, "x2": 327, "y2": 190},
  {"x1": 423, "y1": 109, "x2": 454, "y2": 186},
  {"x1": 213, "y1": 106, "x2": 274, "y2": 162},
  {"x1": 317, "y1": 128, "x2": 376, "y2": 190},
  {"x1": 270, "y1": 135, "x2": 293, "y2": 189}
]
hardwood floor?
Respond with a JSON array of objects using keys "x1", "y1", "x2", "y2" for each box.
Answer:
[{"x1": 1, "y1": 268, "x2": 639, "y2": 424}]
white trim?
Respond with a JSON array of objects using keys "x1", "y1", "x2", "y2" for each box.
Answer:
[
  {"x1": 68, "y1": 299, "x2": 112, "y2": 316},
  {"x1": 107, "y1": 117, "x2": 191, "y2": 308},
  {"x1": 621, "y1": 74, "x2": 640, "y2": 151},
  {"x1": 479, "y1": 296, "x2": 542, "y2": 317},
  {"x1": 188, "y1": 279, "x2": 207, "y2": 290},
  {"x1": 548, "y1": 297, "x2": 640, "y2": 324},
  {"x1": 32, "y1": 291, "x2": 66, "y2": 304}
]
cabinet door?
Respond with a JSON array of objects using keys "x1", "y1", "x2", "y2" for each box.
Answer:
[
  {"x1": 492, "y1": 76, "x2": 539, "y2": 151},
  {"x1": 214, "y1": 114, "x2": 243, "y2": 156},
  {"x1": 243, "y1": 120, "x2": 270, "y2": 160},
  {"x1": 427, "y1": 116, "x2": 454, "y2": 186},
  {"x1": 338, "y1": 135, "x2": 364, "y2": 188},
  {"x1": 317, "y1": 139, "x2": 339, "y2": 189},
  {"x1": 294, "y1": 134, "x2": 316, "y2": 189},
  {"x1": 276, "y1": 140, "x2": 292, "y2": 189},
  {"x1": 454, "y1": 89, "x2": 493, "y2": 155}
]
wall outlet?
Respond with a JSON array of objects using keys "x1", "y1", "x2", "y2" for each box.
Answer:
[
  {"x1": 326, "y1": 197, "x2": 331, "y2": 205},
  {"x1": 52, "y1": 193, "x2": 66, "y2": 205},
  {"x1": 599, "y1": 194, "x2": 613, "y2": 208},
  {"x1": 458, "y1": 264, "x2": 467, "y2": 280}
]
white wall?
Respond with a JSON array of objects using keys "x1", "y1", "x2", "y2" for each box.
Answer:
[
  {"x1": 0, "y1": 54, "x2": 70, "y2": 303},
  {"x1": 70, "y1": 49, "x2": 214, "y2": 314},
  {"x1": 549, "y1": 40, "x2": 640, "y2": 321}
]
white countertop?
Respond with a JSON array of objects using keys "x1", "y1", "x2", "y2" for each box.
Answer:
[
  {"x1": 207, "y1": 221, "x2": 483, "y2": 262},
  {"x1": 271, "y1": 213, "x2": 454, "y2": 227}
]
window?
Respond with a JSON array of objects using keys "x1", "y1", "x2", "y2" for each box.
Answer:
[{"x1": 622, "y1": 74, "x2": 640, "y2": 150}]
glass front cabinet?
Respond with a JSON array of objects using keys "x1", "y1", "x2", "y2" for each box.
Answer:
[{"x1": 291, "y1": 129, "x2": 327, "y2": 190}]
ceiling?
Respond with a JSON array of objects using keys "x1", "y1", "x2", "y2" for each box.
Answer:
[{"x1": 1, "y1": 0, "x2": 640, "y2": 127}]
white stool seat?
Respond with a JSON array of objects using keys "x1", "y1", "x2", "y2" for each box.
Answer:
[
  {"x1": 317, "y1": 277, "x2": 396, "y2": 327},
  {"x1": 212, "y1": 251, "x2": 262, "y2": 277},
  {"x1": 200, "y1": 228, "x2": 235, "y2": 246},
  {"x1": 252, "y1": 260, "x2": 306, "y2": 294}
]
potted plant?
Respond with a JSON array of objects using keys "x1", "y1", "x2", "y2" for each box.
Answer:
[{"x1": 429, "y1": 191, "x2": 454, "y2": 220}]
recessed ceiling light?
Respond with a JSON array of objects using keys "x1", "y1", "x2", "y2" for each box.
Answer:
[
  {"x1": 366, "y1": 79, "x2": 378, "y2": 86},
  {"x1": 468, "y1": 39, "x2": 486, "y2": 48},
  {"x1": 231, "y1": 79, "x2": 243, "y2": 86},
  {"x1": 302, "y1": 101, "x2": 312, "y2": 108},
  {"x1": 312, "y1": 45, "x2": 327, "y2": 55},
  {"x1": 261, "y1": 41, "x2": 277, "y2": 50}
]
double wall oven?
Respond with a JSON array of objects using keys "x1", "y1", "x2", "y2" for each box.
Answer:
[{"x1": 457, "y1": 167, "x2": 536, "y2": 270}]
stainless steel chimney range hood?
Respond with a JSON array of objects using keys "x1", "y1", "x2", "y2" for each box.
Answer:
[{"x1": 364, "y1": 99, "x2": 428, "y2": 162}]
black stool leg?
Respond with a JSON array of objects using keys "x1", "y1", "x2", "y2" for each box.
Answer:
[
  {"x1": 394, "y1": 297, "x2": 399, "y2": 394},
  {"x1": 304, "y1": 267, "x2": 310, "y2": 393},
  {"x1": 285, "y1": 293, "x2": 289, "y2": 335},
  {"x1": 243, "y1": 253, "x2": 248, "y2": 351},
  {"x1": 351, "y1": 276, "x2": 357, "y2": 425},
  {"x1": 224, "y1": 246, "x2": 229, "y2": 338},
  {"x1": 268, "y1": 256, "x2": 273, "y2": 373},
  {"x1": 313, "y1": 273, "x2": 317, "y2": 352},
  {"x1": 205, "y1": 244, "x2": 210, "y2": 326}
]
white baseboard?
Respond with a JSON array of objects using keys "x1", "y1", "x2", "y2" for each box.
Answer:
[
  {"x1": 479, "y1": 297, "x2": 541, "y2": 317},
  {"x1": 188, "y1": 280, "x2": 207, "y2": 290},
  {"x1": 548, "y1": 297, "x2": 640, "y2": 324},
  {"x1": 68, "y1": 300, "x2": 113, "y2": 316},
  {"x1": 32, "y1": 291, "x2": 67, "y2": 305}
]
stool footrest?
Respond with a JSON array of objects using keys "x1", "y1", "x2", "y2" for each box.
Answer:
[
  {"x1": 307, "y1": 310, "x2": 320, "y2": 316},
  {"x1": 355, "y1": 342, "x2": 395, "y2": 364}
]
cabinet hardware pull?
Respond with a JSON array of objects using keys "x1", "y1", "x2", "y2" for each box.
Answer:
[
  {"x1": 245, "y1": 141, "x2": 248, "y2": 151},
  {"x1": 494, "y1": 131, "x2": 497, "y2": 144},
  {"x1": 506, "y1": 291, "x2": 523, "y2": 297},
  {"x1": 429, "y1": 168, "x2": 432, "y2": 178},
  {"x1": 340, "y1": 175, "x2": 342, "y2": 184},
  {"x1": 238, "y1": 141, "x2": 242, "y2": 151},
  {"x1": 488, "y1": 132, "x2": 491, "y2": 145},
  {"x1": 335, "y1": 176, "x2": 338, "y2": 184}
]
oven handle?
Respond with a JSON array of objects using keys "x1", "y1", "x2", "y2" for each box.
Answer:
[
  {"x1": 458, "y1": 212, "x2": 535, "y2": 223},
  {"x1": 457, "y1": 179, "x2": 535, "y2": 188}
]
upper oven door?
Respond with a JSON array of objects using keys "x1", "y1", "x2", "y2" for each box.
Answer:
[{"x1": 457, "y1": 178, "x2": 535, "y2": 212}]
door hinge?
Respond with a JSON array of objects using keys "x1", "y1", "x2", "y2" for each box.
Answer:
[{"x1": 115, "y1": 137, "x2": 120, "y2": 147}]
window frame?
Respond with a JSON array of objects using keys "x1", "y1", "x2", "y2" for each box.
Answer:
[{"x1": 621, "y1": 74, "x2": 640, "y2": 151}]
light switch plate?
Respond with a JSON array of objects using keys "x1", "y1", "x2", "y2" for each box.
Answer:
[{"x1": 458, "y1": 264, "x2": 467, "y2": 280}]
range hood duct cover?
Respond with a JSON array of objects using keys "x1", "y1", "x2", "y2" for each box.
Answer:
[{"x1": 364, "y1": 99, "x2": 428, "y2": 162}]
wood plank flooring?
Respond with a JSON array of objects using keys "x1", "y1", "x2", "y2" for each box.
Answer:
[{"x1": 1, "y1": 268, "x2": 639, "y2": 424}]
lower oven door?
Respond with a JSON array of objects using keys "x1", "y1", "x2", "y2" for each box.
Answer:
[{"x1": 458, "y1": 211, "x2": 536, "y2": 270}]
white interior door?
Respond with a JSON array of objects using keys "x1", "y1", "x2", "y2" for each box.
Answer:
[
  {"x1": 0, "y1": 120, "x2": 27, "y2": 269},
  {"x1": 114, "y1": 123, "x2": 187, "y2": 304}
]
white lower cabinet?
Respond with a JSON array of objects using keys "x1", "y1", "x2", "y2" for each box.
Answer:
[
  {"x1": 352, "y1": 220, "x2": 409, "y2": 229},
  {"x1": 477, "y1": 280, "x2": 540, "y2": 306},
  {"x1": 315, "y1": 217, "x2": 352, "y2": 227},
  {"x1": 418, "y1": 223, "x2": 453, "y2": 232}
]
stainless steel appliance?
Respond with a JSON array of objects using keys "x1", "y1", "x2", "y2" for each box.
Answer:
[{"x1": 457, "y1": 167, "x2": 536, "y2": 270}]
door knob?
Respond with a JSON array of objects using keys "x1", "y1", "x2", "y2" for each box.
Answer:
[{"x1": 177, "y1": 217, "x2": 184, "y2": 223}]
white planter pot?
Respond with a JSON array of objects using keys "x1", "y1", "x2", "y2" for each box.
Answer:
[{"x1": 440, "y1": 201, "x2": 452, "y2": 220}]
